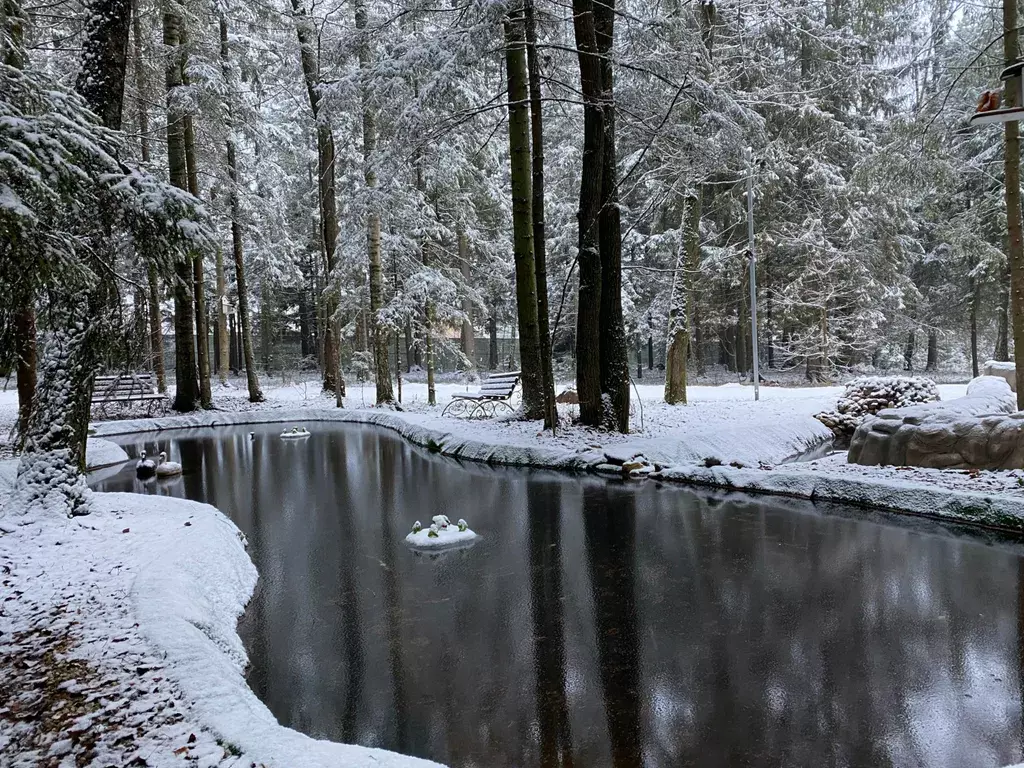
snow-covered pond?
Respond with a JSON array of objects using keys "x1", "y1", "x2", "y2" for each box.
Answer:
[{"x1": 94, "y1": 423, "x2": 1024, "y2": 767}]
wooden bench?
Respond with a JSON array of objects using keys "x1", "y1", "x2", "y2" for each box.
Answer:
[
  {"x1": 91, "y1": 373, "x2": 165, "y2": 415},
  {"x1": 441, "y1": 371, "x2": 520, "y2": 418}
]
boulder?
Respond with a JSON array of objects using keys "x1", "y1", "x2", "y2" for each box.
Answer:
[
  {"x1": 849, "y1": 376, "x2": 1020, "y2": 469},
  {"x1": 983, "y1": 360, "x2": 1017, "y2": 392}
]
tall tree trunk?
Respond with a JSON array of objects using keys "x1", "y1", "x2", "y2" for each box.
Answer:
[
  {"x1": 260, "y1": 281, "x2": 271, "y2": 371},
  {"x1": 971, "y1": 274, "x2": 980, "y2": 378},
  {"x1": 147, "y1": 265, "x2": 166, "y2": 391},
  {"x1": 997, "y1": 262, "x2": 1010, "y2": 360},
  {"x1": 181, "y1": 40, "x2": 212, "y2": 408},
  {"x1": 216, "y1": 247, "x2": 229, "y2": 384},
  {"x1": 131, "y1": 0, "x2": 148, "y2": 162},
  {"x1": 489, "y1": 315, "x2": 499, "y2": 370},
  {"x1": 904, "y1": 330, "x2": 915, "y2": 371},
  {"x1": 505, "y1": 1, "x2": 545, "y2": 420},
  {"x1": 14, "y1": 304, "x2": 35, "y2": 447},
  {"x1": 572, "y1": 0, "x2": 605, "y2": 427},
  {"x1": 293, "y1": 0, "x2": 340, "y2": 393},
  {"x1": 925, "y1": 330, "x2": 938, "y2": 371},
  {"x1": 76, "y1": 0, "x2": 131, "y2": 131},
  {"x1": 459, "y1": 226, "x2": 476, "y2": 368},
  {"x1": 7, "y1": 11, "x2": 33, "y2": 448},
  {"x1": 595, "y1": 0, "x2": 629, "y2": 432},
  {"x1": 16, "y1": 0, "x2": 129, "y2": 514},
  {"x1": 665, "y1": 191, "x2": 700, "y2": 404},
  {"x1": 355, "y1": 0, "x2": 393, "y2": 406},
  {"x1": 135, "y1": 1, "x2": 165, "y2": 393},
  {"x1": 524, "y1": 0, "x2": 557, "y2": 429},
  {"x1": 765, "y1": 251, "x2": 774, "y2": 369},
  {"x1": 1004, "y1": 0, "x2": 1024, "y2": 406},
  {"x1": 165, "y1": 9, "x2": 200, "y2": 412},
  {"x1": 220, "y1": 14, "x2": 263, "y2": 402},
  {"x1": 737, "y1": 285, "x2": 749, "y2": 375}
]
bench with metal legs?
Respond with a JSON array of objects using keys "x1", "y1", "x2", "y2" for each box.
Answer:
[{"x1": 441, "y1": 371, "x2": 521, "y2": 419}]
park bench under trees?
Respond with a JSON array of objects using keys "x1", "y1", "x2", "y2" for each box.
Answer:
[
  {"x1": 441, "y1": 371, "x2": 521, "y2": 419},
  {"x1": 91, "y1": 374, "x2": 165, "y2": 415}
]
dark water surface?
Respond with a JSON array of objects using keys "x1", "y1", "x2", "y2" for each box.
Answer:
[{"x1": 94, "y1": 423, "x2": 1024, "y2": 768}]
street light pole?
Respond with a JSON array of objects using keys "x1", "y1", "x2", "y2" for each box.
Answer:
[{"x1": 746, "y1": 150, "x2": 760, "y2": 402}]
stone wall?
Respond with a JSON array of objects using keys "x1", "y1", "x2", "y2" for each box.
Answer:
[{"x1": 848, "y1": 376, "x2": 1020, "y2": 469}]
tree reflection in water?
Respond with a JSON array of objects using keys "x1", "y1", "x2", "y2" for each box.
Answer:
[{"x1": 96, "y1": 424, "x2": 1024, "y2": 768}]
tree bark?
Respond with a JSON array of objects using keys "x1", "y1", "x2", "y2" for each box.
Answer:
[
  {"x1": 181, "y1": 38, "x2": 212, "y2": 409},
  {"x1": 293, "y1": 0, "x2": 340, "y2": 393},
  {"x1": 1004, "y1": 0, "x2": 1024, "y2": 406},
  {"x1": 505, "y1": 2, "x2": 545, "y2": 420},
  {"x1": 970, "y1": 274, "x2": 980, "y2": 378},
  {"x1": 76, "y1": 0, "x2": 131, "y2": 131},
  {"x1": 524, "y1": 0, "x2": 557, "y2": 429},
  {"x1": 572, "y1": 0, "x2": 605, "y2": 427},
  {"x1": 165, "y1": 9, "x2": 200, "y2": 412},
  {"x1": 14, "y1": 303, "x2": 35, "y2": 446},
  {"x1": 997, "y1": 262, "x2": 1010, "y2": 360},
  {"x1": 925, "y1": 330, "x2": 938, "y2": 371},
  {"x1": 665, "y1": 191, "x2": 700, "y2": 404},
  {"x1": 904, "y1": 330, "x2": 915, "y2": 371},
  {"x1": 458, "y1": 226, "x2": 475, "y2": 368},
  {"x1": 594, "y1": 0, "x2": 629, "y2": 432},
  {"x1": 220, "y1": 14, "x2": 263, "y2": 402},
  {"x1": 489, "y1": 315, "x2": 499, "y2": 369},
  {"x1": 216, "y1": 246, "x2": 229, "y2": 384},
  {"x1": 356, "y1": 0, "x2": 394, "y2": 406}
]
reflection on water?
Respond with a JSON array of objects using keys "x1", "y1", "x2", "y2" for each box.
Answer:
[{"x1": 95, "y1": 423, "x2": 1024, "y2": 768}]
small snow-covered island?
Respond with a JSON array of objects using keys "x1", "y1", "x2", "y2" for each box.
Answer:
[
  {"x1": 10, "y1": 1, "x2": 1024, "y2": 766},
  {"x1": 405, "y1": 515, "x2": 478, "y2": 549}
]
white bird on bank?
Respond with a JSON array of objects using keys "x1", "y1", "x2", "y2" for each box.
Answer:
[
  {"x1": 155, "y1": 451, "x2": 183, "y2": 477},
  {"x1": 135, "y1": 451, "x2": 156, "y2": 479}
]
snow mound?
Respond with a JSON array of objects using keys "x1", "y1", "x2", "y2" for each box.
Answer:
[{"x1": 279, "y1": 426, "x2": 311, "y2": 438}]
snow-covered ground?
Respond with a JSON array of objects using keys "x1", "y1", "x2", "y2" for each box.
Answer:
[{"x1": 0, "y1": 469, "x2": 442, "y2": 768}]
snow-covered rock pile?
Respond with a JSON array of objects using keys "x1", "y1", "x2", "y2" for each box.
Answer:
[
  {"x1": 591, "y1": 448, "x2": 658, "y2": 478},
  {"x1": 815, "y1": 376, "x2": 940, "y2": 444},
  {"x1": 405, "y1": 515, "x2": 478, "y2": 549},
  {"x1": 849, "y1": 376, "x2": 1020, "y2": 469}
]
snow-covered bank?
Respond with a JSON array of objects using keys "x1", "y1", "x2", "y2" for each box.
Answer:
[
  {"x1": 0, "y1": 466, "x2": 442, "y2": 768},
  {"x1": 91, "y1": 403, "x2": 834, "y2": 472},
  {"x1": 660, "y1": 459, "x2": 1024, "y2": 531}
]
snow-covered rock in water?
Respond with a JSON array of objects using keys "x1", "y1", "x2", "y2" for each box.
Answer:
[
  {"x1": 85, "y1": 438, "x2": 129, "y2": 470},
  {"x1": 280, "y1": 426, "x2": 311, "y2": 439},
  {"x1": 814, "y1": 375, "x2": 940, "y2": 445},
  {"x1": 983, "y1": 359, "x2": 1017, "y2": 391},
  {"x1": 406, "y1": 517, "x2": 478, "y2": 549},
  {"x1": 849, "y1": 376, "x2": 1020, "y2": 468}
]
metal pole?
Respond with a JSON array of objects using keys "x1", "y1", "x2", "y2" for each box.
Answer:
[{"x1": 746, "y1": 154, "x2": 760, "y2": 402}]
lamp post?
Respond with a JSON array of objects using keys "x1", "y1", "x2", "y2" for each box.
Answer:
[{"x1": 745, "y1": 148, "x2": 760, "y2": 402}]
